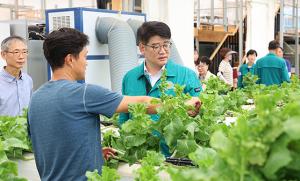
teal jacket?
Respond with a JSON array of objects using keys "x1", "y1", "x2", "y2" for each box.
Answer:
[
  {"x1": 237, "y1": 63, "x2": 255, "y2": 88},
  {"x1": 119, "y1": 60, "x2": 202, "y2": 156},
  {"x1": 254, "y1": 53, "x2": 290, "y2": 86}
]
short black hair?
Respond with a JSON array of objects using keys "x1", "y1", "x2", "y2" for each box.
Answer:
[
  {"x1": 246, "y1": 49, "x2": 257, "y2": 57},
  {"x1": 43, "y1": 28, "x2": 89, "y2": 71},
  {"x1": 268, "y1": 40, "x2": 280, "y2": 50},
  {"x1": 195, "y1": 56, "x2": 211, "y2": 66},
  {"x1": 137, "y1": 21, "x2": 171, "y2": 44},
  {"x1": 1, "y1": 36, "x2": 26, "y2": 51}
]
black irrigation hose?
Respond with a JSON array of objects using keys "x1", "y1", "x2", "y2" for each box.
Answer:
[
  {"x1": 165, "y1": 157, "x2": 195, "y2": 166},
  {"x1": 100, "y1": 121, "x2": 113, "y2": 126}
]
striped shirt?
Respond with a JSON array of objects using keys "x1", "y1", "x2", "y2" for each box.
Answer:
[
  {"x1": 218, "y1": 60, "x2": 233, "y2": 87},
  {"x1": 0, "y1": 67, "x2": 33, "y2": 116}
]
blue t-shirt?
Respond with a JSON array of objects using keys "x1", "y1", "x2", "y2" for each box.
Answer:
[{"x1": 28, "y1": 80, "x2": 123, "y2": 181}]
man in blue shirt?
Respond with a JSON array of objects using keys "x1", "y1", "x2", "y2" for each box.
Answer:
[
  {"x1": 254, "y1": 40, "x2": 290, "y2": 86},
  {"x1": 276, "y1": 46, "x2": 292, "y2": 78},
  {"x1": 28, "y1": 28, "x2": 200, "y2": 180},
  {"x1": 119, "y1": 21, "x2": 202, "y2": 156},
  {"x1": 0, "y1": 36, "x2": 32, "y2": 116}
]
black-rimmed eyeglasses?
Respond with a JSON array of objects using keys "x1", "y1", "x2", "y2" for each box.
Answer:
[{"x1": 143, "y1": 42, "x2": 172, "y2": 53}]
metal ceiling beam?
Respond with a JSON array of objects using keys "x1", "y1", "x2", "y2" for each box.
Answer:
[{"x1": 295, "y1": 0, "x2": 299, "y2": 75}]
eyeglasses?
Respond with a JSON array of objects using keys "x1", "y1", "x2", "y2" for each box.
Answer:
[
  {"x1": 6, "y1": 50, "x2": 28, "y2": 56},
  {"x1": 144, "y1": 42, "x2": 172, "y2": 53}
]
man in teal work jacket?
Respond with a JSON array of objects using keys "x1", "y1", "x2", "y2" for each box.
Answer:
[
  {"x1": 254, "y1": 40, "x2": 290, "y2": 86},
  {"x1": 119, "y1": 21, "x2": 202, "y2": 156}
]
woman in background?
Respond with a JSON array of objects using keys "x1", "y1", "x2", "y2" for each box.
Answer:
[
  {"x1": 218, "y1": 47, "x2": 236, "y2": 87},
  {"x1": 195, "y1": 56, "x2": 216, "y2": 90},
  {"x1": 237, "y1": 49, "x2": 257, "y2": 88}
]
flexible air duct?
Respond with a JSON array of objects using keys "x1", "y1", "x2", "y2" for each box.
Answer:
[
  {"x1": 95, "y1": 17, "x2": 139, "y2": 93},
  {"x1": 127, "y1": 19, "x2": 184, "y2": 65},
  {"x1": 168, "y1": 40, "x2": 184, "y2": 65}
]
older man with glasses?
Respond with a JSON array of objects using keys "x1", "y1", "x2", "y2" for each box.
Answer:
[
  {"x1": 119, "y1": 21, "x2": 202, "y2": 157},
  {"x1": 0, "y1": 36, "x2": 33, "y2": 116}
]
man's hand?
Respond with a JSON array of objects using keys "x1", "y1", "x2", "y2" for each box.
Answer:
[
  {"x1": 186, "y1": 97, "x2": 201, "y2": 117},
  {"x1": 102, "y1": 147, "x2": 116, "y2": 160}
]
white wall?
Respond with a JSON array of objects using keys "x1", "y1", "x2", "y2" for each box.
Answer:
[
  {"x1": 21, "y1": 0, "x2": 41, "y2": 8},
  {"x1": 44, "y1": 0, "x2": 69, "y2": 9},
  {"x1": 142, "y1": 0, "x2": 167, "y2": 21},
  {"x1": 143, "y1": 0, "x2": 195, "y2": 69},
  {"x1": 71, "y1": 0, "x2": 95, "y2": 8},
  {"x1": 246, "y1": 0, "x2": 277, "y2": 59},
  {"x1": 0, "y1": 8, "x2": 11, "y2": 20},
  {"x1": 167, "y1": 0, "x2": 194, "y2": 69},
  {"x1": 0, "y1": 23, "x2": 11, "y2": 68}
]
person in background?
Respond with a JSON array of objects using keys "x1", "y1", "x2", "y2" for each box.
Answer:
[
  {"x1": 218, "y1": 47, "x2": 236, "y2": 87},
  {"x1": 254, "y1": 40, "x2": 290, "y2": 86},
  {"x1": 119, "y1": 21, "x2": 202, "y2": 157},
  {"x1": 0, "y1": 36, "x2": 33, "y2": 116},
  {"x1": 195, "y1": 56, "x2": 216, "y2": 90},
  {"x1": 276, "y1": 46, "x2": 291, "y2": 78},
  {"x1": 233, "y1": 67, "x2": 238, "y2": 89},
  {"x1": 237, "y1": 49, "x2": 257, "y2": 88},
  {"x1": 194, "y1": 47, "x2": 199, "y2": 64}
]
